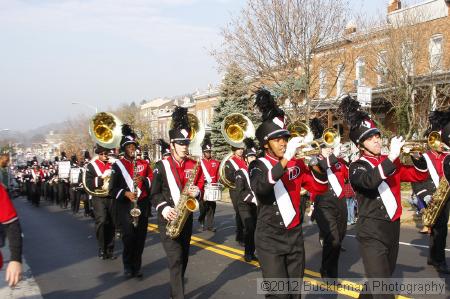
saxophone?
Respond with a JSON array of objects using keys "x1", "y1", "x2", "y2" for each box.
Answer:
[
  {"x1": 422, "y1": 176, "x2": 450, "y2": 227},
  {"x1": 130, "y1": 156, "x2": 142, "y2": 228},
  {"x1": 166, "y1": 158, "x2": 200, "y2": 239}
]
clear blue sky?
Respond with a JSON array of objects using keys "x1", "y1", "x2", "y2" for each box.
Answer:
[{"x1": 0, "y1": 0, "x2": 422, "y2": 132}]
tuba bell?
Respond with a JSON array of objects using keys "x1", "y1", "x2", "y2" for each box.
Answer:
[
  {"x1": 219, "y1": 113, "x2": 255, "y2": 189},
  {"x1": 221, "y1": 113, "x2": 255, "y2": 148},
  {"x1": 89, "y1": 112, "x2": 123, "y2": 149},
  {"x1": 187, "y1": 113, "x2": 205, "y2": 154},
  {"x1": 83, "y1": 112, "x2": 123, "y2": 197}
]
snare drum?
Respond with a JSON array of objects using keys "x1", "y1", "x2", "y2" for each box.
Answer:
[{"x1": 204, "y1": 183, "x2": 223, "y2": 202}]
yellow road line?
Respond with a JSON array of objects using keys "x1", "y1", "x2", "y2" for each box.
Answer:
[{"x1": 147, "y1": 223, "x2": 410, "y2": 299}]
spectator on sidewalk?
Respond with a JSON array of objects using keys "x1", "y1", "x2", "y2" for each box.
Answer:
[
  {"x1": 343, "y1": 181, "x2": 356, "y2": 225},
  {"x1": 0, "y1": 184, "x2": 23, "y2": 287}
]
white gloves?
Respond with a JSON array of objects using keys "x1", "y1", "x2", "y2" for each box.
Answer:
[
  {"x1": 189, "y1": 185, "x2": 200, "y2": 198},
  {"x1": 162, "y1": 206, "x2": 173, "y2": 220},
  {"x1": 284, "y1": 136, "x2": 304, "y2": 161},
  {"x1": 102, "y1": 169, "x2": 112, "y2": 178},
  {"x1": 388, "y1": 136, "x2": 405, "y2": 162},
  {"x1": 424, "y1": 195, "x2": 432, "y2": 205}
]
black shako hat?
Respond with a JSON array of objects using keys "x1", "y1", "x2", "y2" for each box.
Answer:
[
  {"x1": 243, "y1": 137, "x2": 257, "y2": 157},
  {"x1": 201, "y1": 135, "x2": 212, "y2": 152},
  {"x1": 120, "y1": 124, "x2": 138, "y2": 151},
  {"x1": 338, "y1": 95, "x2": 380, "y2": 145},
  {"x1": 84, "y1": 150, "x2": 91, "y2": 161},
  {"x1": 428, "y1": 109, "x2": 450, "y2": 147},
  {"x1": 156, "y1": 139, "x2": 171, "y2": 157},
  {"x1": 169, "y1": 106, "x2": 192, "y2": 145},
  {"x1": 254, "y1": 88, "x2": 290, "y2": 146},
  {"x1": 94, "y1": 144, "x2": 110, "y2": 154}
]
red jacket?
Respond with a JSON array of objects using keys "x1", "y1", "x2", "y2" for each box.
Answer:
[{"x1": 201, "y1": 158, "x2": 220, "y2": 184}]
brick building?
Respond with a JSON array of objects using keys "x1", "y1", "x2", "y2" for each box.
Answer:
[{"x1": 308, "y1": 0, "x2": 450, "y2": 135}]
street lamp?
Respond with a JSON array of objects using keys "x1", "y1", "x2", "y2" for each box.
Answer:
[{"x1": 71, "y1": 102, "x2": 98, "y2": 113}]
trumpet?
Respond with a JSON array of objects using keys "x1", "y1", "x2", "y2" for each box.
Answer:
[
  {"x1": 401, "y1": 131, "x2": 449, "y2": 155},
  {"x1": 288, "y1": 121, "x2": 341, "y2": 158}
]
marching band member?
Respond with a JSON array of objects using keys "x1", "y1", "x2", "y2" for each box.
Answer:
[
  {"x1": 85, "y1": 145, "x2": 116, "y2": 260},
  {"x1": 224, "y1": 144, "x2": 245, "y2": 245},
  {"x1": 0, "y1": 184, "x2": 23, "y2": 287},
  {"x1": 198, "y1": 135, "x2": 220, "y2": 232},
  {"x1": 69, "y1": 155, "x2": 82, "y2": 214},
  {"x1": 249, "y1": 89, "x2": 328, "y2": 298},
  {"x1": 80, "y1": 151, "x2": 92, "y2": 218},
  {"x1": 236, "y1": 137, "x2": 258, "y2": 262},
  {"x1": 424, "y1": 109, "x2": 450, "y2": 274},
  {"x1": 150, "y1": 106, "x2": 204, "y2": 299},
  {"x1": 57, "y1": 152, "x2": 70, "y2": 209},
  {"x1": 30, "y1": 159, "x2": 43, "y2": 207},
  {"x1": 339, "y1": 96, "x2": 429, "y2": 298},
  {"x1": 110, "y1": 125, "x2": 153, "y2": 278},
  {"x1": 310, "y1": 118, "x2": 349, "y2": 279}
]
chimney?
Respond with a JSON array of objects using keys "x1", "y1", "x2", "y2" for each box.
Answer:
[{"x1": 388, "y1": 0, "x2": 401, "y2": 13}]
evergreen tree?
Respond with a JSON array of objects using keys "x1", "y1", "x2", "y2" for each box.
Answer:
[{"x1": 211, "y1": 64, "x2": 260, "y2": 160}]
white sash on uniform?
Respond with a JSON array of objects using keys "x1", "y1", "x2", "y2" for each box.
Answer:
[
  {"x1": 200, "y1": 159, "x2": 213, "y2": 184},
  {"x1": 326, "y1": 168, "x2": 343, "y2": 197},
  {"x1": 360, "y1": 157, "x2": 397, "y2": 219},
  {"x1": 423, "y1": 153, "x2": 440, "y2": 188},
  {"x1": 162, "y1": 160, "x2": 181, "y2": 206},
  {"x1": 115, "y1": 160, "x2": 142, "y2": 198},
  {"x1": 240, "y1": 168, "x2": 257, "y2": 205},
  {"x1": 259, "y1": 158, "x2": 295, "y2": 227}
]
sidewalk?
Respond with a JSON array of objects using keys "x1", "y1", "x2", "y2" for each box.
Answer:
[{"x1": 0, "y1": 248, "x2": 42, "y2": 299}]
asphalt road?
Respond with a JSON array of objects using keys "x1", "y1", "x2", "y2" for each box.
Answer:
[{"x1": 7, "y1": 197, "x2": 450, "y2": 298}]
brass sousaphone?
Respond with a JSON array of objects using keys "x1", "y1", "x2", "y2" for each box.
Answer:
[
  {"x1": 218, "y1": 113, "x2": 256, "y2": 189},
  {"x1": 82, "y1": 112, "x2": 123, "y2": 197}
]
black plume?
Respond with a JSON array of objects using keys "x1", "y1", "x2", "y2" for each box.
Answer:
[
  {"x1": 243, "y1": 137, "x2": 257, "y2": 150},
  {"x1": 121, "y1": 124, "x2": 136, "y2": 138},
  {"x1": 428, "y1": 109, "x2": 450, "y2": 132},
  {"x1": 171, "y1": 106, "x2": 189, "y2": 130},
  {"x1": 84, "y1": 151, "x2": 91, "y2": 160},
  {"x1": 309, "y1": 118, "x2": 324, "y2": 140},
  {"x1": 254, "y1": 88, "x2": 284, "y2": 121},
  {"x1": 70, "y1": 155, "x2": 77, "y2": 163},
  {"x1": 156, "y1": 138, "x2": 169, "y2": 147},
  {"x1": 338, "y1": 95, "x2": 368, "y2": 130}
]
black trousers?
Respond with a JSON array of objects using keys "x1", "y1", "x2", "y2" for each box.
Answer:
[
  {"x1": 357, "y1": 218, "x2": 400, "y2": 299},
  {"x1": 52, "y1": 183, "x2": 58, "y2": 204},
  {"x1": 314, "y1": 193, "x2": 347, "y2": 278},
  {"x1": 83, "y1": 194, "x2": 92, "y2": 215},
  {"x1": 198, "y1": 200, "x2": 216, "y2": 229},
  {"x1": 92, "y1": 197, "x2": 116, "y2": 252},
  {"x1": 119, "y1": 200, "x2": 149, "y2": 273},
  {"x1": 255, "y1": 222, "x2": 305, "y2": 299},
  {"x1": 238, "y1": 201, "x2": 257, "y2": 257},
  {"x1": 230, "y1": 190, "x2": 244, "y2": 242},
  {"x1": 429, "y1": 199, "x2": 450, "y2": 265},
  {"x1": 30, "y1": 183, "x2": 41, "y2": 206},
  {"x1": 58, "y1": 181, "x2": 69, "y2": 208},
  {"x1": 70, "y1": 187, "x2": 82, "y2": 214},
  {"x1": 159, "y1": 214, "x2": 193, "y2": 299}
]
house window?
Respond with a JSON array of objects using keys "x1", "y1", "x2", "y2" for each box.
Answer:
[
  {"x1": 319, "y1": 68, "x2": 327, "y2": 99},
  {"x1": 355, "y1": 57, "x2": 365, "y2": 86},
  {"x1": 401, "y1": 41, "x2": 414, "y2": 76},
  {"x1": 377, "y1": 51, "x2": 388, "y2": 86},
  {"x1": 336, "y1": 64, "x2": 345, "y2": 96},
  {"x1": 429, "y1": 34, "x2": 443, "y2": 72}
]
